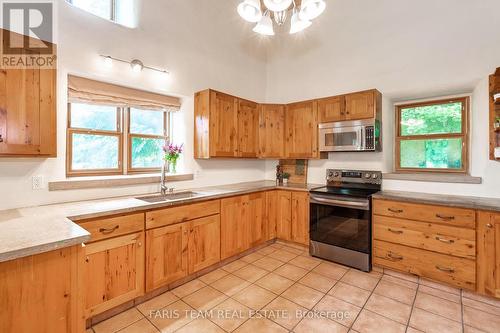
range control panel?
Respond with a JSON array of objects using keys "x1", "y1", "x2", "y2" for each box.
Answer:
[{"x1": 326, "y1": 169, "x2": 382, "y2": 185}]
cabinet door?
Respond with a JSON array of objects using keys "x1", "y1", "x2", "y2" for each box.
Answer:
[
  {"x1": 221, "y1": 195, "x2": 248, "y2": 259},
  {"x1": 237, "y1": 99, "x2": 259, "y2": 158},
  {"x1": 0, "y1": 66, "x2": 56, "y2": 156},
  {"x1": 188, "y1": 215, "x2": 221, "y2": 274},
  {"x1": 285, "y1": 101, "x2": 319, "y2": 158},
  {"x1": 318, "y1": 96, "x2": 345, "y2": 123},
  {"x1": 276, "y1": 191, "x2": 292, "y2": 241},
  {"x1": 145, "y1": 224, "x2": 188, "y2": 292},
  {"x1": 258, "y1": 104, "x2": 285, "y2": 158},
  {"x1": 266, "y1": 191, "x2": 278, "y2": 240},
  {"x1": 291, "y1": 192, "x2": 310, "y2": 246},
  {"x1": 477, "y1": 211, "x2": 500, "y2": 298},
  {"x1": 247, "y1": 192, "x2": 266, "y2": 248},
  {"x1": 83, "y1": 232, "x2": 145, "y2": 317},
  {"x1": 210, "y1": 91, "x2": 238, "y2": 157},
  {"x1": 344, "y1": 91, "x2": 375, "y2": 120}
]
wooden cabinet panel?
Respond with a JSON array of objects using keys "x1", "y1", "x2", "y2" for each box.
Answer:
[
  {"x1": 78, "y1": 213, "x2": 144, "y2": 243},
  {"x1": 266, "y1": 191, "x2": 278, "y2": 240},
  {"x1": 373, "y1": 240, "x2": 475, "y2": 290},
  {"x1": 285, "y1": 101, "x2": 319, "y2": 159},
  {"x1": 221, "y1": 196, "x2": 248, "y2": 259},
  {"x1": 344, "y1": 90, "x2": 375, "y2": 120},
  {"x1": 477, "y1": 211, "x2": 500, "y2": 298},
  {"x1": 373, "y1": 215, "x2": 476, "y2": 259},
  {"x1": 83, "y1": 232, "x2": 145, "y2": 316},
  {"x1": 318, "y1": 96, "x2": 345, "y2": 123},
  {"x1": 188, "y1": 215, "x2": 221, "y2": 274},
  {"x1": 275, "y1": 191, "x2": 292, "y2": 241},
  {"x1": 210, "y1": 91, "x2": 238, "y2": 157},
  {"x1": 146, "y1": 200, "x2": 220, "y2": 230},
  {"x1": 373, "y1": 199, "x2": 476, "y2": 229},
  {"x1": 0, "y1": 246, "x2": 82, "y2": 333},
  {"x1": 247, "y1": 192, "x2": 266, "y2": 248},
  {"x1": 258, "y1": 104, "x2": 285, "y2": 158},
  {"x1": 291, "y1": 192, "x2": 310, "y2": 246},
  {"x1": 146, "y1": 224, "x2": 188, "y2": 292},
  {"x1": 237, "y1": 99, "x2": 259, "y2": 157}
]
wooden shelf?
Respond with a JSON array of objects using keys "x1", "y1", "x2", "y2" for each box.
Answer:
[{"x1": 490, "y1": 68, "x2": 500, "y2": 161}]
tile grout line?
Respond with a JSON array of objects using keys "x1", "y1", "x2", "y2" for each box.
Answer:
[{"x1": 406, "y1": 275, "x2": 421, "y2": 333}]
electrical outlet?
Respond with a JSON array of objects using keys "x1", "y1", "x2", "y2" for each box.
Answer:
[{"x1": 32, "y1": 175, "x2": 44, "y2": 190}]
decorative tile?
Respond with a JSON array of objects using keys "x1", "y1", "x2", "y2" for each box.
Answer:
[
  {"x1": 352, "y1": 309, "x2": 406, "y2": 333},
  {"x1": 255, "y1": 272, "x2": 294, "y2": 294},
  {"x1": 314, "y1": 295, "x2": 361, "y2": 327},
  {"x1": 373, "y1": 279, "x2": 417, "y2": 305},
  {"x1": 299, "y1": 271, "x2": 337, "y2": 293},
  {"x1": 312, "y1": 262, "x2": 348, "y2": 280},
  {"x1": 414, "y1": 292, "x2": 462, "y2": 322},
  {"x1": 289, "y1": 255, "x2": 322, "y2": 270},
  {"x1": 409, "y1": 308, "x2": 462, "y2": 333},
  {"x1": 209, "y1": 298, "x2": 251, "y2": 332},
  {"x1": 281, "y1": 283, "x2": 324, "y2": 309},
  {"x1": 274, "y1": 263, "x2": 308, "y2": 281},
  {"x1": 199, "y1": 269, "x2": 229, "y2": 285},
  {"x1": 463, "y1": 305, "x2": 500, "y2": 333},
  {"x1": 171, "y1": 279, "x2": 206, "y2": 298},
  {"x1": 232, "y1": 284, "x2": 277, "y2": 310},
  {"x1": 294, "y1": 316, "x2": 349, "y2": 333},
  {"x1": 340, "y1": 270, "x2": 380, "y2": 291},
  {"x1": 364, "y1": 294, "x2": 412, "y2": 325},
  {"x1": 329, "y1": 282, "x2": 371, "y2": 307},
  {"x1": 211, "y1": 274, "x2": 251, "y2": 296},
  {"x1": 253, "y1": 257, "x2": 285, "y2": 271},
  {"x1": 148, "y1": 300, "x2": 195, "y2": 333},
  {"x1": 93, "y1": 308, "x2": 144, "y2": 333},
  {"x1": 234, "y1": 317, "x2": 288, "y2": 333},
  {"x1": 262, "y1": 296, "x2": 307, "y2": 330},
  {"x1": 233, "y1": 264, "x2": 268, "y2": 283},
  {"x1": 137, "y1": 291, "x2": 179, "y2": 316},
  {"x1": 175, "y1": 318, "x2": 225, "y2": 333},
  {"x1": 222, "y1": 259, "x2": 248, "y2": 273},
  {"x1": 182, "y1": 286, "x2": 227, "y2": 311}
]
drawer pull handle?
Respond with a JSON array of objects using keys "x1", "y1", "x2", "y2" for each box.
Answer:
[
  {"x1": 387, "y1": 252, "x2": 403, "y2": 261},
  {"x1": 388, "y1": 208, "x2": 403, "y2": 213},
  {"x1": 435, "y1": 265, "x2": 455, "y2": 273},
  {"x1": 388, "y1": 228, "x2": 403, "y2": 234},
  {"x1": 435, "y1": 236, "x2": 454, "y2": 244},
  {"x1": 436, "y1": 214, "x2": 455, "y2": 221},
  {"x1": 99, "y1": 225, "x2": 120, "y2": 234}
]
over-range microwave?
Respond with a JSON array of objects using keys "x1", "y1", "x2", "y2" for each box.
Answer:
[{"x1": 319, "y1": 119, "x2": 381, "y2": 152}]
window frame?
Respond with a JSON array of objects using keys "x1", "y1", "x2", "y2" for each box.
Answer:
[
  {"x1": 395, "y1": 96, "x2": 470, "y2": 174},
  {"x1": 66, "y1": 103, "x2": 171, "y2": 177},
  {"x1": 67, "y1": 0, "x2": 116, "y2": 21}
]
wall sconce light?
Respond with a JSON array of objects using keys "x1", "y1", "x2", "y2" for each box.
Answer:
[{"x1": 99, "y1": 55, "x2": 169, "y2": 75}]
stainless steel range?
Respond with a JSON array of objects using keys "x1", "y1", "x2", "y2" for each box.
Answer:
[{"x1": 309, "y1": 169, "x2": 382, "y2": 272}]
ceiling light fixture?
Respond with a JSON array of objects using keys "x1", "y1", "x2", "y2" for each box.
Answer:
[
  {"x1": 238, "y1": 0, "x2": 325, "y2": 36},
  {"x1": 99, "y1": 55, "x2": 170, "y2": 75}
]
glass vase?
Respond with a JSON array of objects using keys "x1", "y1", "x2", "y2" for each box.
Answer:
[{"x1": 169, "y1": 159, "x2": 177, "y2": 173}]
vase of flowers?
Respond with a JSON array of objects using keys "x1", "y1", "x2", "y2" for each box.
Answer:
[{"x1": 163, "y1": 142, "x2": 183, "y2": 173}]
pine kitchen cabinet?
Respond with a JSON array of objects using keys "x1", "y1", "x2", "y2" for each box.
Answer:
[
  {"x1": 344, "y1": 90, "x2": 380, "y2": 120},
  {"x1": 285, "y1": 100, "x2": 320, "y2": 159},
  {"x1": 237, "y1": 98, "x2": 259, "y2": 158},
  {"x1": 0, "y1": 29, "x2": 57, "y2": 156},
  {"x1": 258, "y1": 104, "x2": 286, "y2": 158},
  {"x1": 477, "y1": 211, "x2": 500, "y2": 298},
  {"x1": 290, "y1": 191, "x2": 310, "y2": 245}
]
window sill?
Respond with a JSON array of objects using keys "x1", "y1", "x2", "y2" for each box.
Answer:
[
  {"x1": 383, "y1": 173, "x2": 482, "y2": 184},
  {"x1": 48, "y1": 173, "x2": 194, "y2": 191}
]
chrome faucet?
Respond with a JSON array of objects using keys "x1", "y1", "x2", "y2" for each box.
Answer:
[{"x1": 160, "y1": 163, "x2": 174, "y2": 195}]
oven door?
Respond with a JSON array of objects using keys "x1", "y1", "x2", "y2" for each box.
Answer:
[
  {"x1": 319, "y1": 126, "x2": 364, "y2": 152},
  {"x1": 309, "y1": 194, "x2": 371, "y2": 254}
]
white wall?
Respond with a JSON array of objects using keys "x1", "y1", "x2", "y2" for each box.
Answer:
[{"x1": 0, "y1": 0, "x2": 269, "y2": 210}]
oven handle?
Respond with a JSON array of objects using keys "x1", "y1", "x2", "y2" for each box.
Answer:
[{"x1": 310, "y1": 195, "x2": 370, "y2": 211}]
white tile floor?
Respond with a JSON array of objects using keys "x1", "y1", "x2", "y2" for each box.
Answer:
[{"x1": 89, "y1": 242, "x2": 500, "y2": 333}]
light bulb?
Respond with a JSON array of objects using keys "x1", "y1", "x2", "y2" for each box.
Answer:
[
  {"x1": 103, "y1": 55, "x2": 113, "y2": 67},
  {"x1": 299, "y1": 0, "x2": 326, "y2": 20},
  {"x1": 253, "y1": 13, "x2": 275, "y2": 36},
  {"x1": 263, "y1": 0, "x2": 293, "y2": 12},
  {"x1": 290, "y1": 11, "x2": 311, "y2": 34},
  {"x1": 130, "y1": 59, "x2": 143, "y2": 72},
  {"x1": 237, "y1": 0, "x2": 262, "y2": 23}
]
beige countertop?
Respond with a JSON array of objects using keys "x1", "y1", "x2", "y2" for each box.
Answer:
[
  {"x1": 373, "y1": 190, "x2": 500, "y2": 212},
  {"x1": 0, "y1": 180, "x2": 319, "y2": 263}
]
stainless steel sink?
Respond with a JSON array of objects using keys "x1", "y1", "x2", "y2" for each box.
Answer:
[{"x1": 136, "y1": 191, "x2": 204, "y2": 203}]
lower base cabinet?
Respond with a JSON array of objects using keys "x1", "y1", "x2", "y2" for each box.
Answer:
[
  {"x1": 477, "y1": 211, "x2": 500, "y2": 298},
  {"x1": 291, "y1": 192, "x2": 310, "y2": 245},
  {"x1": 146, "y1": 214, "x2": 220, "y2": 292},
  {"x1": 83, "y1": 232, "x2": 145, "y2": 317}
]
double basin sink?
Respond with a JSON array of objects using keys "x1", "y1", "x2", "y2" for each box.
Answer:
[{"x1": 136, "y1": 191, "x2": 206, "y2": 203}]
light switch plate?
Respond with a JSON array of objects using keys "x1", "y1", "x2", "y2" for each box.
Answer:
[{"x1": 32, "y1": 175, "x2": 44, "y2": 190}]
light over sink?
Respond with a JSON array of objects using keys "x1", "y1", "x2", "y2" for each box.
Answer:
[{"x1": 136, "y1": 191, "x2": 205, "y2": 203}]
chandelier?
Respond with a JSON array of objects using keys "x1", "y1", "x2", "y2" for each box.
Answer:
[{"x1": 237, "y1": 0, "x2": 326, "y2": 36}]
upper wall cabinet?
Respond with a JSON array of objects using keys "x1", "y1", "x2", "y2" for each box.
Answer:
[
  {"x1": 0, "y1": 30, "x2": 57, "y2": 156},
  {"x1": 318, "y1": 90, "x2": 381, "y2": 123},
  {"x1": 258, "y1": 104, "x2": 285, "y2": 158},
  {"x1": 318, "y1": 96, "x2": 345, "y2": 123},
  {"x1": 194, "y1": 89, "x2": 258, "y2": 158},
  {"x1": 285, "y1": 100, "x2": 320, "y2": 159}
]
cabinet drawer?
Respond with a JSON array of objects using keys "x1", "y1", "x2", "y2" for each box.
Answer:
[
  {"x1": 79, "y1": 213, "x2": 144, "y2": 243},
  {"x1": 373, "y1": 199, "x2": 475, "y2": 229},
  {"x1": 373, "y1": 240, "x2": 476, "y2": 290},
  {"x1": 146, "y1": 200, "x2": 220, "y2": 229},
  {"x1": 373, "y1": 215, "x2": 476, "y2": 259}
]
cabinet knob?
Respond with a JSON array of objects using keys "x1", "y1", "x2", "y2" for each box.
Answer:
[
  {"x1": 486, "y1": 223, "x2": 493, "y2": 229},
  {"x1": 0, "y1": 134, "x2": 3, "y2": 143},
  {"x1": 85, "y1": 257, "x2": 89, "y2": 263}
]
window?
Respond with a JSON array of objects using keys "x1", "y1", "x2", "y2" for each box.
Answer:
[
  {"x1": 67, "y1": 0, "x2": 136, "y2": 28},
  {"x1": 67, "y1": 103, "x2": 170, "y2": 176},
  {"x1": 396, "y1": 97, "x2": 469, "y2": 173}
]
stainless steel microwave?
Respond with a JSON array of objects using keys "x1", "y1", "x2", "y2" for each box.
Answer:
[{"x1": 319, "y1": 119, "x2": 381, "y2": 152}]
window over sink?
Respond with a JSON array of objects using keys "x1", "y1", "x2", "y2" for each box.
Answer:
[{"x1": 396, "y1": 97, "x2": 469, "y2": 173}]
